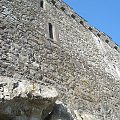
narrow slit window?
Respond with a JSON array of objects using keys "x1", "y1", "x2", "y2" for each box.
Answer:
[
  {"x1": 80, "y1": 21, "x2": 83, "y2": 25},
  {"x1": 105, "y1": 40, "x2": 109, "y2": 43},
  {"x1": 49, "y1": 23, "x2": 53, "y2": 39},
  {"x1": 71, "y1": 14, "x2": 75, "y2": 19},
  {"x1": 114, "y1": 46, "x2": 117, "y2": 50},
  {"x1": 40, "y1": 1, "x2": 43, "y2": 8}
]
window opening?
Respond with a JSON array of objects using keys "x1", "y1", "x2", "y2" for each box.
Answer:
[
  {"x1": 88, "y1": 27, "x2": 92, "y2": 31},
  {"x1": 114, "y1": 46, "x2": 117, "y2": 50},
  {"x1": 80, "y1": 21, "x2": 83, "y2": 25},
  {"x1": 51, "y1": 0, "x2": 56, "y2": 5},
  {"x1": 105, "y1": 40, "x2": 109, "y2": 43},
  {"x1": 71, "y1": 14, "x2": 75, "y2": 19},
  {"x1": 40, "y1": 1, "x2": 43, "y2": 8},
  {"x1": 97, "y1": 33, "x2": 101, "y2": 37},
  {"x1": 49, "y1": 23, "x2": 53, "y2": 39}
]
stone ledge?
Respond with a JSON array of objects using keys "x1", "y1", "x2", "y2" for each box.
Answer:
[{"x1": 0, "y1": 76, "x2": 58, "y2": 120}]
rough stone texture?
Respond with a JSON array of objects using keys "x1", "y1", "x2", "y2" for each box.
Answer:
[
  {"x1": 0, "y1": 0, "x2": 120, "y2": 120},
  {"x1": 0, "y1": 76, "x2": 58, "y2": 120},
  {"x1": 46, "y1": 101, "x2": 74, "y2": 120}
]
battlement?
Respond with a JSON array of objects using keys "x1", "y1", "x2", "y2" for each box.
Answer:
[
  {"x1": 46, "y1": 0, "x2": 120, "y2": 53},
  {"x1": 1, "y1": 0, "x2": 120, "y2": 119}
]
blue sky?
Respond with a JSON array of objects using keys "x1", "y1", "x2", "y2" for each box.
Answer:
[{"x1": 64, "y1": 0, "x2": 120, "y2": 46}]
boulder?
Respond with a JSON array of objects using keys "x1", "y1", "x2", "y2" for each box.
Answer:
[
  {"x1": 0, "y1": 76, "x2": 58, "y2": 120},
  {"x1": 45, "y1": 101, "x2": 74, "y2": 120}
]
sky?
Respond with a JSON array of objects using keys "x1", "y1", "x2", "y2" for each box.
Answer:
[{"x1": 64, "y1": 0, "x2": 120, "y2": 46}]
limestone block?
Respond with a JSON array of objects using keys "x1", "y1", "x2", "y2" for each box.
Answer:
[{"x1": 0, "y1": 76, "x2": 58, "y2": 120}]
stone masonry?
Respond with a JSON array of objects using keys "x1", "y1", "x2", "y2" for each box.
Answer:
[{"x1": 0, "y1": 0, "x2": 120, "y2": 119}]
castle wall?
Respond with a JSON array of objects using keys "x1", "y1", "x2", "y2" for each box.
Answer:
[{"x1": 0, "y1": 0, "x2": 120, "y2": 119}]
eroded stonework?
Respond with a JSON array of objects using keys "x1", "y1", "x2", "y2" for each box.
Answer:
[
  {"x1": 0, "y1": 76, "x2": 58, "y2": 120},
  {"x1": 0, "y1": 0, "x2": 120, "y2": 120}
]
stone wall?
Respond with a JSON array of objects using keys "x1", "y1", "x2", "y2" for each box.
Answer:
[{"x1": 0, "y1": 0, "x2": 120, "y2": 119}]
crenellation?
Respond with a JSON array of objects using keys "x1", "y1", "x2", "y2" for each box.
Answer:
[
  {"x1": 86, "y1": 25, "x2": 120, "y2": 52},
  {"x1": 0, "y1": 0, "x2": 120, "y2": 119},
  {"x1": 45, "y1": 0, "x2": 120, "y2": 53}
]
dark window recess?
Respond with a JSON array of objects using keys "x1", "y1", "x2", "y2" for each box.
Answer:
[
  {"x1": 51, "y1": 0, "x2": 56, "y2": 5},
  {"x1": 49, "y1": 23, "x2": 53, "y2": 39},
  {"x1": 71, "y1": 14, "x2": 75, "y2": 19},
  {"x1": 61, "y1": 7, "x2": 65, "y2": 11},
  {"x1": 114, "y1": 46, "x2": 117, "y2": 50},
  {"x1": 40, "y1": 1, "x2": 43, "y2": 8},
  {"x1": 88, "y1": 27, "x2": 92, "y2": 31},
  {"x1": 80, "y1": 21, "x2": 83, "y2": 25},
  {"x1": 97, "y1": 33, "x2": 101, "y2": 37},
  {"x1": 105, "y1": 40, "x2": 109, "y2": 43}
]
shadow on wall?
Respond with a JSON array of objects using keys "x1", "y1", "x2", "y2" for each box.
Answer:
[
  {"x1": 0, "y1": 102, "x2": 74, "y2": 120},
  {"x1": 0, "y1": 111, "x2": 13, "y2": 120},
  {"x1": 45, "y1": 103, "x2": 74, "y2": 120}
]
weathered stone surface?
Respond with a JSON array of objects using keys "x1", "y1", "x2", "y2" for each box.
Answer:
[
  {"x1": 0, "y1": 0, "x2": 120, "y2": 120},
  {"x1": 0, "y1": 76, "x2": 58, "y2": 120},
  {"x1": 74, "y1": 110, "x2": 100, "y2": 120}
]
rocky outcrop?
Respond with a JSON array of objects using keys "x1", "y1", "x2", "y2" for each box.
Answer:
[
  {"x1": 0, "y1": 76, "x2": 58, "y2": 120},
  {"x1": 46, "y1": 101, "x2": 74, "y2": 120}
]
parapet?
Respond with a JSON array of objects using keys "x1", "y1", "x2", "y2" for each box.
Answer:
[{"x1": 46, "y1": 0, "x2": 120, "y2": 53}]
